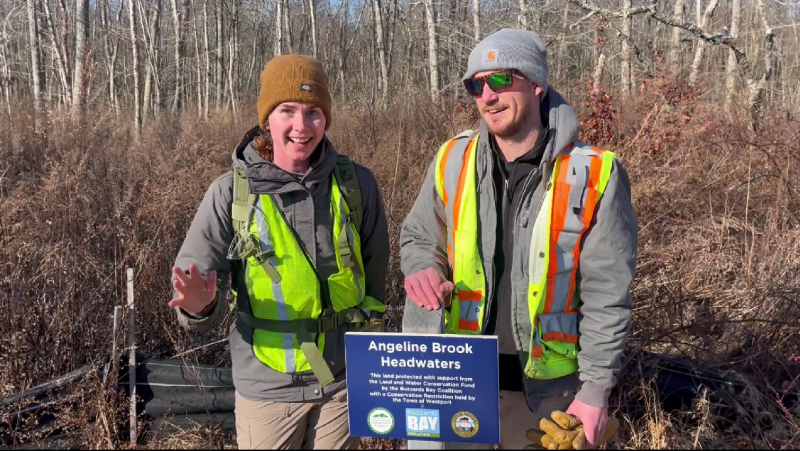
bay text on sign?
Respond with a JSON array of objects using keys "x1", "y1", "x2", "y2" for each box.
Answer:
[{"x1": 345, "y1": 332, "x2": 499, "y2": 444}]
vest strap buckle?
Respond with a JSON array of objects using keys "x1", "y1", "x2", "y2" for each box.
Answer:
[{"x1": 253, "y1": 250, "x2": 281, "y2": 283}]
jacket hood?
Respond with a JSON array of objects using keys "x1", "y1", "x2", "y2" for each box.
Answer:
[
  {"x1": 231, "y1": 125, "x2": 339, "y2": 194},
  {"x1": 479, "y1": 87, "x2": 579, "y2": 165},
  {"x1": 539, "y1": 88, "x2": 580, "y2": 164}
]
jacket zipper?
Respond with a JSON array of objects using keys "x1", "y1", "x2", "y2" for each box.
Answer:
[{"x1": 510, "y1": 166, "x2": 541, "y2": 351}]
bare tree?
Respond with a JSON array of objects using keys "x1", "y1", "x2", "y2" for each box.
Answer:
[
  {"x1": 568, "y1": 0, "x2": 776, "y2": 129},
  {"x1": 473, "y1": 0, "x2": 480, "y2": 43},
  {"x1": 215, "y1": 0, "x2": 223, "y2": 110},
  {"x1": 688, "y1": 0, "x2": 719, "y2": 85},
  {"x1": 423, "y1": 0, "x2": 439, "y2": 101},
  {"x1": 555, "y1": 3, "x2": 569, "y2": 82},
  {"x1": 101, "y1": 0, "x2": 123, "y2": 114},
  {"x1": 170, "y1": 0, "x2": 184, "y2": 111},
  {"x1": 274, "y1": 0, "x2": 283, "y2": 56},
  {"x1": 227, "y1": 0, "x2": 238, "y2": 113},
  {"x1": 621, "y1": 0, "x2": 632, "y2": 97},
  {"x1": 669, "y1": 0, "x2": 685, "y2": 73},
  {"x1": 71, "y1": 0, "x2": 89, "y2": 119},
  {"x1": 129, "y1": 0, "x2": 142, "y2": 136},
  {"x1": 308, "y1": 0, "x2": 318, "y2": 57},
  {"x1": 27, "y1": 0, "x2": 44, "y2": 120},
  {"x1": 372, "y1": 0, "x2": 389, "y2": 105},
  {"x1": 0, "y1": 16, "x2": 11, "y2": 116},
  {"x1": 142, "y1": 0, "x2": 162, "y2": 121},
  {"x1": 202, "y1": 0, "x2": 209, "y2": 117},
  {"x1": 42, "y1": 0, "x2": 70, "y2": 105},
  {"x1": 58, "y1": 0, "x2": 73, "y2": 105},
  {"x1": 282, "y1": 0, "x2": 292, "y2": 52},
  {"x1": 724, "y1": 0, "x2": 741, "y2": 113}
]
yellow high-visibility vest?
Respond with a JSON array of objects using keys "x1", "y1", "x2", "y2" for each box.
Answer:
[
  {"x1": 229, "y1": 168, "x2": 385, "y2": 386},
  {"x1": 434, "y1": 132, "x2": 616, "y2": 380}
]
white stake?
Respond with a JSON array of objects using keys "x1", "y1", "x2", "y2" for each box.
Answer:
[{"x1": 127, "y1": 267, "x2": 137, "y2": 446}]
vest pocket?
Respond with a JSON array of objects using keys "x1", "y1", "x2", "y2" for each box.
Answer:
[{"x1": 537, "y1": 312, "x2": 579, "y2": 359}]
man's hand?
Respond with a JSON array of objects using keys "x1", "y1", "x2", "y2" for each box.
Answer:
[
  {"x1": 404, "y1": 268, "x2": 454, "y2": 311},
  {"x1": 169, "y1": 264, "x2": 217, "y2": 314},
  {"x1": 566, "y1": 399, "x2": 608, "y2": 448}
]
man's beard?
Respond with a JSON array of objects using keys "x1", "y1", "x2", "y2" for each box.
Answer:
[{"x1": 484, "y1": 104, "x2": 530, "y2": 139}]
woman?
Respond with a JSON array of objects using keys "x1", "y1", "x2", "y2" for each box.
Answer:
[{"x1": 168, "y1": 54, "x2": 390, "y2": 449}]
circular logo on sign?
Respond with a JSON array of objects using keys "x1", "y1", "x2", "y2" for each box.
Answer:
[
  {"x1": 451, "y1": 411, "x2": 479, "y2": 438},
  {"x1": 367, "y1": 407, "x2": 394, "y2": 434}
]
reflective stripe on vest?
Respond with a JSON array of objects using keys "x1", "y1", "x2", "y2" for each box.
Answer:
[
  {"x1": 243, "y1": 175, "x2": 382, "y2": 376},
  {"x1": 435, "y1": 135, "x2": 486, "y2": 334},
  {"x1": 434, "y1": 134, "x2": 616, "y2": 380}
]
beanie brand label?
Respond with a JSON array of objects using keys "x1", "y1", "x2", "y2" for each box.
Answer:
[
  {"x1": 482, "y1": 49, "x2": 498, "y2": 64},
  {"x1": 300, "y1": 83, "x2": 313, "y2": 92}
]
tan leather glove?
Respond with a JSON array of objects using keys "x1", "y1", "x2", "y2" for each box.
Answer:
[{"x1": 525, "y1": 412, "x2": 620, "y2": 450}]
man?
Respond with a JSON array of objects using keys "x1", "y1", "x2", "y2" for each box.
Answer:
[
  {"x1": 400, "y1": 28, "x2": 638, "y2": 449},
  {"x1": 170, "y1": 54, "x2": 390, "y2": 449}
]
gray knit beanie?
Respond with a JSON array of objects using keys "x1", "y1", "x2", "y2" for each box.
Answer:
[{"x1": 463, "y1": 28, "x2": 548, "y2": 97}]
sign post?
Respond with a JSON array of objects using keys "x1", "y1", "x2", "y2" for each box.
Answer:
[{"x1": 345, "y1": 332, "x2": 499, "y2": 445}]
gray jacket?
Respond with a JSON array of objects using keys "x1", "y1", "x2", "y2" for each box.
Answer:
[
  {"x1": 399, "y1": 89, "x2": 638, "y2": 410},
  {"x1": 172, "y1": 126, "x2": 390, "y2": 402}
]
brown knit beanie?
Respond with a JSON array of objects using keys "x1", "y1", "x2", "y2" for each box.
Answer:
[{"x1": 257, "y1": 54, "x2": 332, "y2": 130}]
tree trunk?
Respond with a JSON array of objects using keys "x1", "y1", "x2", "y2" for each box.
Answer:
[
  {"x1": 696, "y1": 0, "x2": 701, "y2": 28},
  {"x1": 423, "y1": 0, "x2": 439, "y2": 102},
  {"x1": 101, "y1": 0, "x2": 121, "y2": 114},
  {"x1": 621, "y1": 0, "x2": 632, "y2": 97},
  {"x1": 58, "y1": 0, "x2": 72, "y2": 104},
  {"x1": 688, "y1": 0, "x2": 719, "y2": 85},
  {"x1": 555, "y1": 2, "x2": 568, "y2": 82},
  {"x1": 203, "y1": 0, "x2": 209, "y2": 118},
  {"x1": 372, "y1": 0, "x2": 388, "y2": 105},
  {"x1": 43, "y1": 0, "x2": 71, "y2": 105},
  {"x1": 191, "y1": 0, "x2": 203, "y2": 115},
  {"x1": 129, "y1": 0, "x2": 142, "y2": 136},
  {"x1": 143, "y1": 0, "x2": 162, "y2": 122},
  {"x1": 170, "y1": 0, "x2": 183, "y2": 111},
  {"x1": 71, "y1": 0, "x2": 89, "y2": 119},
  {"x1": 247, "y1": 26, "x2": 258, "y2": 91},
  {"x1": 283, "y1": 0, "x2": 293, "y2": 52},
  {"x1": 386, "y1": 0, "x2": 397, "y2": 80},
  {"x1": 274, "y1": 0, "x2": 283, "y2": 56},
  {"x1": 748, "y1": 0, "x2": 775, "y2": 130},
  {"x1": 473, "y1": 0, "x2": 480, "y2": 42},
  {"x1": 308, "y1": 0, "x2": 318, "y2": 58},
  {"x1": 724, "y1": 0, "x2": 741, "y2": 113},
  {"x1": 215, "y1": 0, "x2": 223, "y2": 110},
  {"x1": 0, "y1": 26, "x2": 10, "y2": 117},
  {"x1": 518, "y1": 0, "x2": 528, "y2": 29},
  {"x1": 670, "y1": 0, "x2": 685, "y2": 74},
  {"x1": 27, "y1": 0, "x2": 44, "y2": 121},
  {"x1": 227, "y1": 0, "x2": 238, "y2": 114}
]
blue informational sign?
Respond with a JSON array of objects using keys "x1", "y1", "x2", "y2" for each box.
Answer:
[{"x1": 344, "y1": 332, "x2": 500, "y2": 444}]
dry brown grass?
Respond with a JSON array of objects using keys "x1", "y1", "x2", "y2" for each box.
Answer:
[{"x1": 1, "y1": 78, "x2": 799, "y2": 449}]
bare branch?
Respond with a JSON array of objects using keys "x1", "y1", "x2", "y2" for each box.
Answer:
[
  {"x1": 565, "y1": 0, "x2": 649, "y2": 19},
  {"x1": 566, "y1": 0, "x2": 751, "y2": 75},
  {"x1": 570, "y1": 10, "x2": 597, "y2": 30}
]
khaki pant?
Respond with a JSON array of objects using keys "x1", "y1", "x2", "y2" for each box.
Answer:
[
  {"x1": 436, "y1": 391, "x2": 574, "y2": 450},
  {"x1": 234, "y1": 390, "x2": 360, "y2": 450}
]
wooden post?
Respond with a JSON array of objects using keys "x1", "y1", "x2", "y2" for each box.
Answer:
[{"x1": 127, "y1": 268, "x2": 137, "y2": 446}]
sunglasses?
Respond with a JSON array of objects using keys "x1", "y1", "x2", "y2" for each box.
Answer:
[{"x1": 463, "y1": 70, "x2": 517, "y2": 97}]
